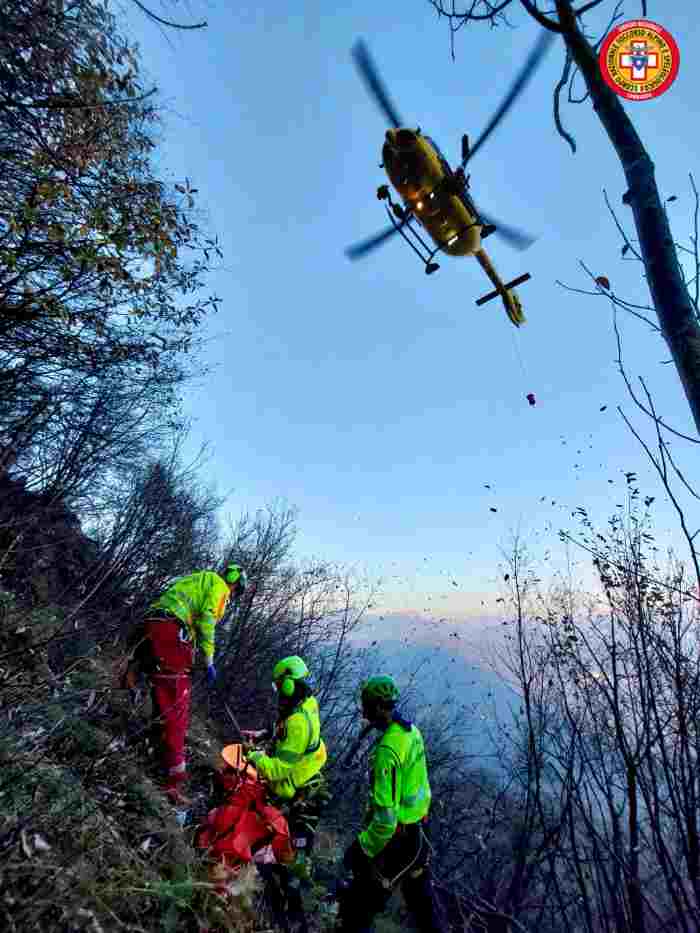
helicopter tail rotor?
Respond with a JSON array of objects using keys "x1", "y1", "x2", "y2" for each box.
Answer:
[{"x1": 476, "y1": 272, "x2": 531, "y2": 307}]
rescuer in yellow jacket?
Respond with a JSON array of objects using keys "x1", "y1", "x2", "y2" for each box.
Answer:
[
  {"x1": 147, "y1": 569, "x2": 239, "y2": 672},
  {"x1": 337, "y1": 675, "x2": 446, "y2": 933},
  {"x1": 244, "y1": 655, "x2": 327, "y2": 933},
  {"x1": 126, "y1": 564, "x2": 247, "y2": 804},
  {"x1": 246, "y1": 654, "x2": 327, "y2": 798}
]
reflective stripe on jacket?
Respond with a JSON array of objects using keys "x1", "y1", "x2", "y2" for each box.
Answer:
[
  {"x1": 358, "y1": 721, "x2": 431, "y2": 859},
  {"x1": 148, "y1": 571, "x2": 231, "y2": 663},
  {"x1": 252, "y1": 695, "x2": 327, "y2": 799}
]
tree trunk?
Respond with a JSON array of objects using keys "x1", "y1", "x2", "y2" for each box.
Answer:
[{"x1": 555, "y1": 0, "x2": 700, "y2": 435}]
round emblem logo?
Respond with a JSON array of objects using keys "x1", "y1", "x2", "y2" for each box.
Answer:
[{"x1": 599, "y1": 20, "x2": 680, "y2": 101}]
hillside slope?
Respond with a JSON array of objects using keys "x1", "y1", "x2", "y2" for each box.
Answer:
[{"x1": 0, "y1": 618, "x2": 339, "y2": 933}]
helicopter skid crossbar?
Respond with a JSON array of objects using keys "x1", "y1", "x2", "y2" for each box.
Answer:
[
  {"x1": 383, "y1": 205, "x2": 441, "y2": 274},
  {"x1": 476, "y1": 272, "x2": 531, "y2": 307}
]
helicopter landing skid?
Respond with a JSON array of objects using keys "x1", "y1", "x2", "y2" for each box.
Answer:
[
  {"x1": 475, "y1": 272, "x2": 531, "y2": 306},
  {"x1": 383, "y1": 203, "x2": 441, "y2": 275}
]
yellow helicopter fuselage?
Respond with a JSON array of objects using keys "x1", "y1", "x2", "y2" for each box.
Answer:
[{"x1": 382, "y1": 129, "x2": 481, "y2": 257}]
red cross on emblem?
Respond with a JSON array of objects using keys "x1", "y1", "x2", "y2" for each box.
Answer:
[{"x1": 619, "y1": 40, "x2": 658, "y2": 81}]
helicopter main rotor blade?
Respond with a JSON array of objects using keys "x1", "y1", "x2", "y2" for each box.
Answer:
[
  {"x1": 352, "y1": 39, "x2": 404, "y2": 129},
  {"x1": 479, "y1": 210, "x2": 538, "y2": 251},
  {"x1": 463, "y1": 30, "x2": 556, "y2": 169},
  {"x1": 345, "y1": 221, "x2": 403, "y2": 260}
]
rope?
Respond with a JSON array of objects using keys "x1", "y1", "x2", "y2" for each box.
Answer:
[
  {"x1": 509, "y1": 323, "x2": 529, "y2": 386},
  {"x1": 371, "y1": 824, "x2": 428, "y2": 891},
  {"x1": 385, "y1": 825, "x2": 426, "y2": 888}
]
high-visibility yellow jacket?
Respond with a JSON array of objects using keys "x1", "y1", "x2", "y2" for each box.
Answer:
[
  {"x1": 148, "y1": 570, "x2": 230, "y2": 663},
  {"x1": 358, "y1": 719, "x2": 431, "y2": 858},
  {"x1": 249, "y1": 695, "x2": 327, "y2": 799}
]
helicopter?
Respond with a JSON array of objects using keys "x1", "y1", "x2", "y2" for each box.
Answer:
[{"x1": 346, "y1": 32, "x2": 554, "y2": 327}]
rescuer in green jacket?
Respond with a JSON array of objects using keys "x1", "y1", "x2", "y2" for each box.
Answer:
[
  {"x1": 244, "y1": 655, "x2": 328, "y2": 933},
  {"x1": 337, "y1": 675, "x2": 446, "y2": 933}
]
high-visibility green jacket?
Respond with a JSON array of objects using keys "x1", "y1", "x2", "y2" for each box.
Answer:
[
  {"x1": 358, "y1": 719, "x2": 431, "y2": 859},
  {"x1": 249, "y1": 695, "x2": 327, "y2": 800},
  {"x1": 148, "y1": 570, "x2": 231, "y2": 663}
]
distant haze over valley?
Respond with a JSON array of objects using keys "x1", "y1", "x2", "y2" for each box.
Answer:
[{"x1": 351, "y1": 612, "x2": 522, "y2": 770}]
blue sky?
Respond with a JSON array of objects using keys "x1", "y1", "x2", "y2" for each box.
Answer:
[{"x1": 121, "y1": 1, "x2": 699, "y2": 618}]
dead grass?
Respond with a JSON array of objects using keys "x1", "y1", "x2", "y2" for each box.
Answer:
[
  {"x1": 0, "y1": 600, "x2": 394, "y2": 932},
  {"x1": 0, "y1": 604, "x2": 281, "y2": 932}
]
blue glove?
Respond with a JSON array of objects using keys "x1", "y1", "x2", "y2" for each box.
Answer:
[{"x1": 206, "y1": 663, "x2": 217, "y2": 686}]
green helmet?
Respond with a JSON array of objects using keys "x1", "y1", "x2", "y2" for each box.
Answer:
[
  {"x1": 224, "y1": 563, "x2": 247, "y2": 590},
  {"x1": 273, "y1": 655, "x2": 310, "y2": 697},
  {"x1": 361, "y1": 675, "x2": 400, "y2": 706}
]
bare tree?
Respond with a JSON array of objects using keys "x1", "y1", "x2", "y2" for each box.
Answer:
[
  {"x1": 86, "y1": 445, "x2": 222, "y2": 619},
  {"x1": 498, "y1": 483, "x2": 700, "y2": 932},
  {"x1": 208, "y1": 504, "x2": 378, "y2": 739}
]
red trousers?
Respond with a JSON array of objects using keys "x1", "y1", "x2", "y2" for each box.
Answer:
[{"x1": 144, "y1": 618, "x2": 193, "y2": 786}]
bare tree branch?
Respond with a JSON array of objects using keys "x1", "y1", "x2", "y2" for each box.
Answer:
[
  {"x1": 553, "y1": 43, "x2": 577, "y2": 152},
  {"x1": 603, "y1": 188, "x2": 643, "y2": 262},
  {"x1": 617, "y1": 394, "x2": 700, "y2": 588},
  {"x1": 429, "y1": 0, "x2": 514, "y2": 26},
  {"x1": 690, "y1": 173, "x2": 700, "y2": 312},
  {"x1": 130, "y1": 0, "x2": 207, "y2": 29},
  {"x1": 556, "y1": 260, "x2": 661, "y2": 331},
  {"x1": 612, "y1": 309, "x2": 699, "y2": 443},
  {"x1": 519, "y1": 0, "x2": 563, "y2": 31},
  {"x1": 575, "y1": 0, "x2": 606, "y2": 13}
]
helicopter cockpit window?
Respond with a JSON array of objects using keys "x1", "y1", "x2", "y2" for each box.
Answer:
[{"x1": 386, "y1": 147, "x2": 420, "y2": 186}]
